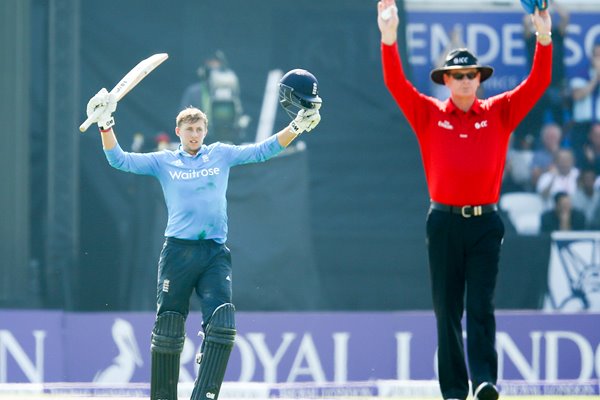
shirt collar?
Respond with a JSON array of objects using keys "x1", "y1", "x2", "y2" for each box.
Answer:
[
  {"x1": 176, "y1": 144, "x2": 207, "y2": 158},
  {"x1": 444, "y1": 98, "x2": 483, "y2": 115}
]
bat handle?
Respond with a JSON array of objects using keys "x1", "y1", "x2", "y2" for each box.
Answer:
[{"x1": 79, "y1": 107, "x2": 103, "y2": 133}]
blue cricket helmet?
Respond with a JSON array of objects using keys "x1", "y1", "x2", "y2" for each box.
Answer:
[{"x1": 278, "y1": 69, "x2": 322, "y2": 119}]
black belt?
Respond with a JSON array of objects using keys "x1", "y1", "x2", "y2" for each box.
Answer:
[
  {"x1": 430, "y1": 201, "x2": 497, "y2": 218},
  {"x1": 165, "y1": 237, "x2": 218, "y2": 246}
]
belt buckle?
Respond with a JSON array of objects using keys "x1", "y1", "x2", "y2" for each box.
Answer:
[
  {"x1": 461, "y1": 205, "x2": 472, "y2": 218},
  {"x1": 461, "y1": 205, "x2": 484, "y2": 218}
]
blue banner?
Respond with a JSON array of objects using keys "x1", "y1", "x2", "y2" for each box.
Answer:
[
  {"x1": 406, "y1": 10, "x2": 600, "y2": 97},
  {"x1": 1, "y1": 311, "x2": 598, "y2": 384}
]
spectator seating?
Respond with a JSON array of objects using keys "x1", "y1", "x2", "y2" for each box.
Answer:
[{"x1": 499, "y1": 192, "x2": 545, "y2": 235}]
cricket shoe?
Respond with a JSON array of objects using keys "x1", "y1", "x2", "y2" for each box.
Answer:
[{"x1": 474, "y1": 382, "x2": 499, "y2": 400}]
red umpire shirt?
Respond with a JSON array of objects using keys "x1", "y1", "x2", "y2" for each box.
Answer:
[{"x1": 382, "y1": 42, "x2": 552, "y2": 206}]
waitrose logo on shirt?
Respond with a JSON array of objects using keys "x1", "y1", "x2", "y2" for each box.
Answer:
[{"x1": 169, "y1": 168, "x2": 220, "y2": 180}]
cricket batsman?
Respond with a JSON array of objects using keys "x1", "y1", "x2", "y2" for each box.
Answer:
[{"x1": 84, "y1": 68, "x2": 322, "y2": 400}]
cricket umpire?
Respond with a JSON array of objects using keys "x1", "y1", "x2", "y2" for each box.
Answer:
[
  {"x1": 84, "y1": 73, "x2": 321, "y2": 400},
  {"x1": 377, "y1": 1, "x2": 552, "y2": 399}
]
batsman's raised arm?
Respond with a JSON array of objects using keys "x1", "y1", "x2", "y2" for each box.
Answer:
[{"x1": 85, "y1": 88, "x2": 160, "y2": 175}]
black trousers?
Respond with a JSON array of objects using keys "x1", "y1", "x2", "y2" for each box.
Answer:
[
  {"x1": 426, "y1": 209, "x2": 504, "y2": 400},
  {"x1": 156, "y1": 237, "x2": 233, "y2": 327}
]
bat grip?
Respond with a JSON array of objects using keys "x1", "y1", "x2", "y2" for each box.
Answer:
[{"x1": 79, "y1": 107, "x2": 104, "y2": 133}]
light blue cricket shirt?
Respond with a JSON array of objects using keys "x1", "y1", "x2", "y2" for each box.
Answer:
[{"x1": 104, "y1": 135, "x2": 284, "y2": 242}]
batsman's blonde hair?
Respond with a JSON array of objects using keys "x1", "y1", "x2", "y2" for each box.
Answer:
[{"x1": 176, "y1": 107, "x2": 208, "y2": 128}]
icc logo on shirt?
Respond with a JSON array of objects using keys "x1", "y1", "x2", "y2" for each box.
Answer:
[{"x1": 475, "y1": 120, "x2": 488, "y2": 129}]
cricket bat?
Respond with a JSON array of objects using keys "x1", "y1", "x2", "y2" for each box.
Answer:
[{"x1": 79, "y1": 53, "x2": 169, "y2": 132}]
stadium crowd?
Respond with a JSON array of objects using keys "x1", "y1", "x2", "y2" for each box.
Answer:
[{"x1": 501, "y1": 6, "x2": 600, "y2": 233}]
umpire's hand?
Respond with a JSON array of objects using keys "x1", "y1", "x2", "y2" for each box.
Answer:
[
  {"x1": 377, "y1": 0, "x2": 398, "y2": 46},
  {"x1": 531, "y1": 8, "x2": 552, "y2": 36}
]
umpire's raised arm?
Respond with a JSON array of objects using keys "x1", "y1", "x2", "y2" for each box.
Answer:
[
  {"x1": 503, "y1": 7, "x2": 553, "y2": 132},
  {"x1": 377, "y1": 0, "x2": 430, "y2": 134}
]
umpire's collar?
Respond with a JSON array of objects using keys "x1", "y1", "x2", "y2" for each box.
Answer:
[{"x1": 444, "y1": 98, "x2": 484, "y2": 115}]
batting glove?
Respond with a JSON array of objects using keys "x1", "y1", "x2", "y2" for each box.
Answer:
[
  {"x1": 289, "y1": 109, "x2": 322, "y2": 135},
  {"x1": 304, "y1": 110, "x2": 321, "y2": 132},
  {"x1": 86, "y1": 88, "x2": 117, "y2": 130},
  {"x1": 96, "y1": 108, "x2": 116, "y2": 131}
]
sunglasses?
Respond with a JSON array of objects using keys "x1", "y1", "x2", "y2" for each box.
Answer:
[{"x1": 448, "y1": 71, "x2": 479, "y2": 80}]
